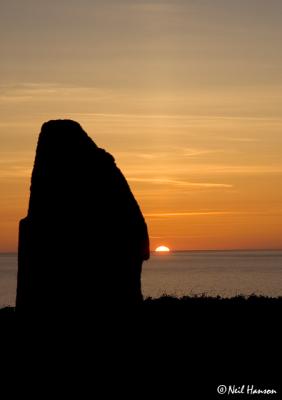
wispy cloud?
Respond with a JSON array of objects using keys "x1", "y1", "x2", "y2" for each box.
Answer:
[
  {"x1": 127, "y1": 177, "x2": 233, "y2": 188},
  {"x1": 0, "y1": 83, "x2": 116, "y2": 103},
  {"x1": 0, "y1": 156, "x2": 33, "y2": 179},
  {"x1": 202, "y1": 165, "x2": 282, "y2": 174},
  {"x1": 116, "y1": 146, "x2": 219, "y2": 162},
  {"x1": 70, "y1": 111, "x2": 282, "y2": 123},
  {"x1": 150, "y1": 235, "x2": 209, "y2": 239},
  {"x1": 182, "y1": 148, "x2": 217, "y2": 157},
  {"x1": 145, "y1": 209, "x2": 282, "y2": 218},
  {"x1": 219, "y1": 137, "x2": 260, "y2": 143},
  {"x1": 0, "y1": 167, "x2": 31, "y2": 179},
  {"x1": 127, "y1": 164, "x2": 282, "y2": 176},
  {"x1": 144, "y1": 211, "x2": 233, "y2": 217}
]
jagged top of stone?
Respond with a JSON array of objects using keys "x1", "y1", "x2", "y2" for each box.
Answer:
[
  {"x1": 32, "y1": 119, "x2": 115, "y2": 177},
  {"x1": 40, "y1": 119, "x2": 94, "y2": 145},
  {"x1": 28, "y1": 119, "x2": 117, "y2": 215},
  {"x1": 36, "y1": 119, "x2": 97, "y2": 161}
]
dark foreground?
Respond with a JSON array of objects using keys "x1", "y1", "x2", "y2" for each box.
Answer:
[
  {"x1": 1, "y1": 295, "x2": 281, "y2": 392},
  {"x1": 0, "y1": 295, "x2": 282, "y2": 332},
  {"x1": 0, "y1": 295, "x2": 282, "y2": 316},
  {"x1": 145, "y1": 293, "x2": 282, "y2": 306},
  {"x1": 1, "y1": 294, "x2": 281, "y2": 317}
]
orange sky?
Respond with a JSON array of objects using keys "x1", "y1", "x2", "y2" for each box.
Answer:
[{"x1": 1, "y1": 1, "x2": 282, "y2": 251}]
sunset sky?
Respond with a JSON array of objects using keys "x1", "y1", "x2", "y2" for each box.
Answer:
[{"x1": 1, "y1": 0, "x2": 282, "y2": 251}]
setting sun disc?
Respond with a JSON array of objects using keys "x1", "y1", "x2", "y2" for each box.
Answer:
[{"x1": 155, "y1": 245, "x2": 170, "y2": 252}]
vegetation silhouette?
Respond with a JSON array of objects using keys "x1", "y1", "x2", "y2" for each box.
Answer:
[
  {"x1": 3, "y1": 293, "x2": 282, "y2": 317},
  {"x1": 16, "y1": 119, "x2": 150, "y2": 313},
  {"x1": 2, "y1": 294, "x2": 281, "y2": 389}
]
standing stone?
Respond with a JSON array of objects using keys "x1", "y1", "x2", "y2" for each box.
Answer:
[{"x1": 16, "y1": 120, "x2": 150, "y2": 313}]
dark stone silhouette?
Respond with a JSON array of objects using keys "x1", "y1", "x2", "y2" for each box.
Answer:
[{"x1": 16, "y1": 119, "x2": 150, "y2": 312}]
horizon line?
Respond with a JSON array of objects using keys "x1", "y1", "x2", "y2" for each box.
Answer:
[{"x1": 1, "y1": 248, "x2": 282, "y2": 255}]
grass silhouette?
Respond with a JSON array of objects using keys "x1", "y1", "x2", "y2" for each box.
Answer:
[{"x1": 1, "y1": 293, "x2": 281, "y2": 317}]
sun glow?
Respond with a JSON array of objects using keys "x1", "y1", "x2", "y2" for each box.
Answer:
[{"x1": 155, "y1": 245, "x2": 170, "y2": 253}]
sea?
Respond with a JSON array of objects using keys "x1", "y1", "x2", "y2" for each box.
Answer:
[{"x1": 1, "y1": 250, "x2": 282, "y2": 307}]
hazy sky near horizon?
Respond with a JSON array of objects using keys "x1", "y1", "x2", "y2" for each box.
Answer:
[{"x1": 1, "y1": 0, "x2": 282, "y2": 251}]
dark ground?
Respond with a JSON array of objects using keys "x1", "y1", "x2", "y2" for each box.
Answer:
[
  {"x1": 1, "y1": 295, "x2": 281, "y2": 396},
  {"x1": 1, "y1": 293, "x2": 282, "y2": 313}
]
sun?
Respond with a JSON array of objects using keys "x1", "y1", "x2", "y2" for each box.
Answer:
[{"x1": 155, "y1": 245, "x2": 170, "y2": 253}]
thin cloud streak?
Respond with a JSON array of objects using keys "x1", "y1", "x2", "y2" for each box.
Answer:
[
  {"x1": 0, "y1": 83, "x2": 117, "y2": 103},
  {"x1": 2, "y1": 83, "x2": 282, "y2": 123},
  {"x1": 127, "y1": 164, "x2": 282, "y2": 176},
  {"x1": 71, "y1": 112, "x2": 282, "y2": 122},
  {"x1": 144, "y1": 211, "x2": 233, "y2": 217},
  {"x1": 145, "y1": 210, "x2": 282, "y2": 218},
  {"x1": 0, "y1": 168, "x2": 31, "y2": 179},
  {"x1": 128, "y1": 177, "x2": 233, "y2": 188}
]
